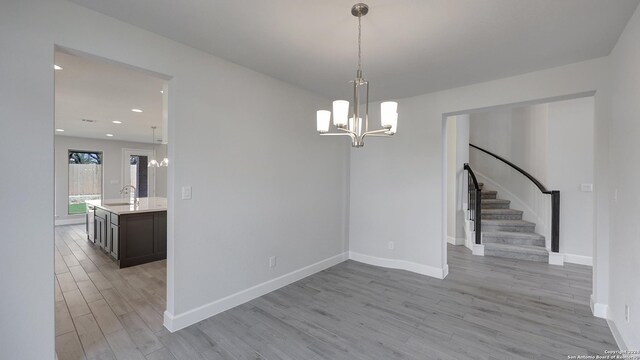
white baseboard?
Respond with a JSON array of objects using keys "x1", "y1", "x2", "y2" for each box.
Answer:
[
  {"x1": 548, "y1": 252, "x2": 564, "y2": 266},
  {"x1": 563, "y1": 253, "x2": 592, "y2": 266},
  {"x1": 164, "y1": 251, "x2": 348, "y2": 332},
  {"x1": 591, "y1": 294, "x2": 609, "y2": 319},
  {"x1": 447, "y1": 236, "x2": 465, "y2": 246},
  {"x1": 472, "y1": 244, "x2": 484, "y2": 256},
  {"x1": 607, "y1": 319, "x2": 628, "y2": 350},
  {"x1": 55, "y1": 217, "x2": 85, "y2": 226},
  {"x1": 348, "y1": 251, "x2": 448, "y2": 279}
]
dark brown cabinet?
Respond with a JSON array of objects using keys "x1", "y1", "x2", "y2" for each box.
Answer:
[
  {"x1": 92, "y1": 208, "x2": 166, "y2": 268},
  {"x1": 119, "y1": 211, "x2": 167, "y2": 268}
]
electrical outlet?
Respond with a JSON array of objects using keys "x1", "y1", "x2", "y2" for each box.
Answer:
[
  {"x1": 388, "y1": 241, "x2": 394, "y2": 250},
  {"x1": 269, "y1": 256, "x2": 276, "y2": 269},
  {"x1": 625, "y1": 304, "x2": 630, "y2": 323}
]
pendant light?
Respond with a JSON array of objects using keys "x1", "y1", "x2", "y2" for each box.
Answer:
[{"x1": 316, "y1": 3, "x2": 398, "y2": 148}]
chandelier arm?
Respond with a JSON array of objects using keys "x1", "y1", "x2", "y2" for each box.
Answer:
[
  {"x1": 320, "y1": 132, "x2": 357, "y2": 140},
  {"x1": 337, "y1": 127, "x2": 357, "y2": 135},
  {"x1": 363, "y1": 134, "x2": 393, "y2": 137},
  {"x1": 362, "y1": 128, "x2": 392, "y2": 137}
]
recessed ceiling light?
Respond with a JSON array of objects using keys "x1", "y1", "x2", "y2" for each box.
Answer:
[
  {"x1": 112, "y1": 120, "x2": 122, "y2": 124},
  {"x1": 106, "y1": 133, "x2": 114, "y2": 137},
  {"x1": 160, "y1": 90, "x2": 164, "y2": 94},
  {"x1": 54, "y1": 65, "x2": 63, "y2": 70},
  {"x1": 55, "y1": 128, "x2": 64, "y2": 132},
  {"x1": 131, "y1": 108, "x2": 143, "y2": 113}
]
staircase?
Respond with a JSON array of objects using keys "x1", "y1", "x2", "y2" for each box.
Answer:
[{"x1": 478, "y1": 184, "x2": 549, "y2": 262}]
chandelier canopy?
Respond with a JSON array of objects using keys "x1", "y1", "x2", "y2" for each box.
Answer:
[{"x1": 316, "y1": 3, "x2": 398, "y2": 148}]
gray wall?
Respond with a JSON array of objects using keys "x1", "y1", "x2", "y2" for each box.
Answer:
[
  {"x1": 608, "y1": 3, "x2": 640, "y2": 348},
  {"x1": 55, "y1": 135, "x2": 168, "y2": 221}
]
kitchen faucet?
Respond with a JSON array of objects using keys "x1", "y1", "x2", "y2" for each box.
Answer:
[{"x1": 120, "y1": 185, "x2": 139, "y2": 205}]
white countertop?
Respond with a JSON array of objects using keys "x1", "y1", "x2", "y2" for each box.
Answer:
[{"x1": 86, "y1": 197, "x2": 167, "y2": 215}]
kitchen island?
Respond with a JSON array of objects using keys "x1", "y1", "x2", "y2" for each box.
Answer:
[{"x1": 86, "y1": 197, "x2": 167, "y2": 268}]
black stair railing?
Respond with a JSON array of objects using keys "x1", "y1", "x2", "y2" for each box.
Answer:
[
  {"x1": 464, "y1": 163, "x2": 482, "y2": 245},
  {"x1": 469, "y1": 144, "x2": 560, "y2": 253}
]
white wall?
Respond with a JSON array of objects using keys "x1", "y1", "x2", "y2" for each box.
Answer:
[
  {"x1": 55, "y1": 135, "x2": 168, "y2": 221},
  {"x1": 468, "y1": 97, "x2": 595, "y2": 261},
  {"x1": 607, "y1": 1, "x2": 640, "y2": 348},
  {"x1": 446, "y1": 115, "x2": 469, "y2": 245},
  {"x1": 349, "y1": 57, "x2": 608, "y2": 281},
  {"x1": 0, "y1": 1, "x2": 348, "y2": 358},
  {"x1": 548, "y1": 98, "x2": 595, "y2": 262},
  {"x1": 446, "y1": 119, "x2": 457, "y2": 241},
  {"x1": 454, "y1": 115, "x2": 470, "y2": 242}
]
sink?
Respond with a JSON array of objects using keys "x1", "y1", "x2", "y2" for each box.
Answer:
[{"x1": 104, "y1": 201, "x2": 133, "y2": 206}]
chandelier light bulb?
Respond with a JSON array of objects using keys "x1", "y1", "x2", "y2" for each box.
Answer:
[
  {"x1": 381, "y1": 101, "x2": 398, "y2": 127},
  {"x1": 317, "y1": 110, "x2": 331, "y2": 133},
  {"x1": 332, "y1": 100, "x2": 349, "y2": 127}
]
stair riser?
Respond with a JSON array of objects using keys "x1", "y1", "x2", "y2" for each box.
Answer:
[
  {"x1": 481, "y1": 193, "x2": 497, "y2": 199},
  {"x1": 481, "y1": 213, "x2": 523, "y2": 220},
  {"x1": 482, "y1": 224, "x2": 535, "y2": 233},
  {"x1": 481, "y1": 203, "x2": 510, "y2": 209},
  {"x1": 483, "y1": 237, "x2": 545, "y2": 247},
  {"x1": 485, "y1": 250, "x2": 548, "y2": 262}
]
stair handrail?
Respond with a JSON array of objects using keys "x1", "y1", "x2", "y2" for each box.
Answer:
[
  {"x1": 463, "y1": 163, "x2": 482, "y2": 245},
  {"x1": 469, "y1": 143, "x2": 560, "y2": 253}
]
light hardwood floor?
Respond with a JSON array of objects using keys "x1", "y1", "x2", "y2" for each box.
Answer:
[{"x1": 55, "y1": 224, "x2": 616, "y2": 359}]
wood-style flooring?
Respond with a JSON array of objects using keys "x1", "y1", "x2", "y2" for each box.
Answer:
[{"x1": 55, "y1": 224, "x2": 617, "y2": 359}]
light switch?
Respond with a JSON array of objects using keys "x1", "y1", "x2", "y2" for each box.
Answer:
[
  {"x1": 580, "y1": 184, "x2": 593, "y2": 192},
  {"x1": 181, "y1": 186, "x2": 192, "y2": 200}
]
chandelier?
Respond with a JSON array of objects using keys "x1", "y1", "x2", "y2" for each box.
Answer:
[{"x1": 316, "y1": 3, "x2": 398, "y2": 148}]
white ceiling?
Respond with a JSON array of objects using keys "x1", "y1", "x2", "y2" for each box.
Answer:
[
  {"x1": 55, "y1": 51, "x2": 166, "y2": 143},
  {"x1": 68, "y1": 0, "x2": 639, "y2": 101}
]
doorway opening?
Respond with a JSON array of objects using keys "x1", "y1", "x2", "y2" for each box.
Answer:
[
  {"x1": 54, "y1": 47, "x2": 171, "y2": 359},
  {"x1": 443, "y1": 94, "x2": 596, "y2": 270}
]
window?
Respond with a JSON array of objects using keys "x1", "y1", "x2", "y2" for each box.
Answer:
[{"x1": 68, "y1": 150, "x2": 102, "y2": 215}]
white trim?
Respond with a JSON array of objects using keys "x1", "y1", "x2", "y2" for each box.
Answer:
[
  {"x1": 163, "y1": 251, "x2": 348, "y2": 332},
  {"x1": 591, "y1": 294, "x2": 609, "y2": 319},
  {"x1": 472, "y1": 244, "x2": 484, "y2": 256},
  {"x1": 548, "y1": 252, "x2": 564, "y2": 266},
  {"x1": 447, "y1": 236, "x2": 465, "y2": 245},
  {"x1": 563, "y1": 253, "x2": 592, "y2": 266},
  {"x1": 607, "y1": 319, "x2": 628, "y2": 350},
  {"x1": 55, "y1": 217, "x2": 85, "y2": 226},
  {"x1": 348, "y1": 251, "x2": 448, "y2": 279}
]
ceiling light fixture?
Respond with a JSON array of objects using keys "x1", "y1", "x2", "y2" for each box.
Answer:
[
  {"x1": 131, "y1": 108, "x2": 143, "y2": 113},
  {"x1": 112, "y1": 120, "x2": 122, "y2": 124},
  {"x1": 316, "y1": 3, "x2": 398, "y2": 148},
  {"x1": 106, "y1": 133, "x2": 114, "y2": 137},
  {"x1": 54, "y1": 65, "x2": 63, "y2": 70},
  {"x1": 55, "y1": 128, "x2": 64, "y2": 132}
]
